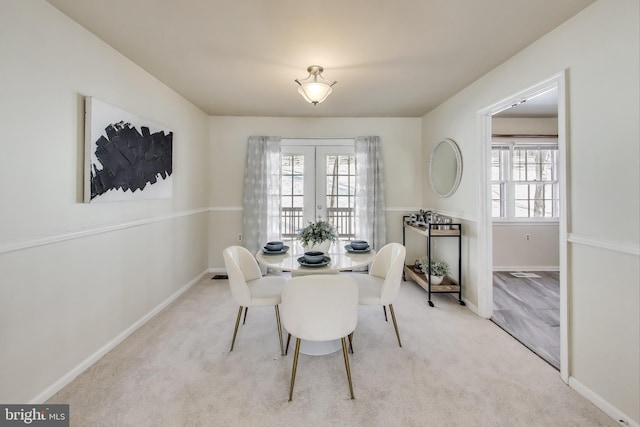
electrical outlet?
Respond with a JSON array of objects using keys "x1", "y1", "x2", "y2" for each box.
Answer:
[
  {"x1": 525, "y1": 234, "x2": 531, "y2": 240},
  {"x1": 237, "y1": 234, "x2": 243, "y2": 242}
]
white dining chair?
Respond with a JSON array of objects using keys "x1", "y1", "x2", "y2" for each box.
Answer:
[
  {"x1": 346, "y1": 242, "x2": 406, "y2": 347},
  {"x1": 280, "y1": 274, "x2": 359, "y2": 401},
  {"x1": 223, "y1": 246, "x2": 286, "y2": 355}
]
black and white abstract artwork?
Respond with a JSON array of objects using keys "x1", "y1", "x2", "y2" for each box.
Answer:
[{"x1": 84, "y1": 97, "x2": 173, "y2": 203}]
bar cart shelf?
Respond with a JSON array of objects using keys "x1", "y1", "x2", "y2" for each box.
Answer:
[{"x1": 402, "y1": 216, "x2": 464, "y2": 307}]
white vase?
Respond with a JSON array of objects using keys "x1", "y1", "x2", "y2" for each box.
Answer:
[
  {"x1": 303, "y1": 240, "x2": 331, "y2": 254},
  {"x1": 430, "y1": 275, "x2": 444, "y2": 285}
]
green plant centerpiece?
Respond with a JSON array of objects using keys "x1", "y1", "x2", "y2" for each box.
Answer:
[
  {"x1": 298, "y1": 219, "x2": 338, "y2": 253},
  {"x1": 418, "y1": 257, "x2": 450, "y2": 285}
]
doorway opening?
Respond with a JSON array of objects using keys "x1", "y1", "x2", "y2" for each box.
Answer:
[
  {"x1": 477, "y1": 72, "x2": 569, "y2": 382},
  {"x1": 492, "y1": 271, "x2": 560, "y2": 369}
]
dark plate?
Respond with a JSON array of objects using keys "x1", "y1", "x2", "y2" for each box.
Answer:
[
  {"x1": 262, "y1": 245, "x2": 289, "y2": 255},
  {"x1": 297, "y1": 256, "x2": 331, "y2": 268},
  {"x1": 344, "y1": 244, "x2": 371, "y2": 253}
]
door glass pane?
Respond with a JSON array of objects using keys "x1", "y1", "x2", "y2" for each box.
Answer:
[
  {"x1": 325, "y1": 154, "x2": 356, "y2": 239},
  {"x1": 281, "y1": 154, "x2": 305, "y2": 237},
  {"x1": 292, "y1": 156, "x2": 304, "y2": 174},
  {"x1": 281, "y1": 175, "x2": 292, "y2": 195},
  {"x1": 338, "y1": 156, "x2": 350, "y2": 174},
  {"x1": 337, "y1": 176, "x2": 350, "y2": 195}
]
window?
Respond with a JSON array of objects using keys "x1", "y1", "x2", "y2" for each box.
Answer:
[
  {"x1": 280, "y1": 141, "x2": 357, "y2": 240},
  {"x1": 492, "y1": 138, "x2": 559, "y2": 221}
]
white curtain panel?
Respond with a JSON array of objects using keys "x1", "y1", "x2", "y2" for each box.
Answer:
[
  {"x1": 242, "y1": 136, "x2": 282, "y2": 256},
  {"x1": 355, "y1": 136, "x2": 387, "y2": 250}
]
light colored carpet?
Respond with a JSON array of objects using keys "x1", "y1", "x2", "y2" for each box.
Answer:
[{"x1": 48, "y1": 274, "x2": 615, "y2": 426}]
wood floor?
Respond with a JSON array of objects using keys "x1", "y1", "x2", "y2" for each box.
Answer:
[{"x1": 491, "y1": 271, "x2": 560, "y2": 369}]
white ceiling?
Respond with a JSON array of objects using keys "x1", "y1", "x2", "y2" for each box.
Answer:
[
  {"x1": 46, "y1": 0, "x2": 593, "y2": 118},
  {"x1": 493, "y1": 87, "x2": 559, "y2": 118}
]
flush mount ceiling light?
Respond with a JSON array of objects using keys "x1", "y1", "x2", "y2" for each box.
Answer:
[{"x1": 295, "y1": 65, "x2": 337, "y2": 105}]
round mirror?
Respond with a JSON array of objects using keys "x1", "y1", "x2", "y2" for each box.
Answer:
[{"x1": 429, "y1": 138, "x2": 462, "y2": 198}]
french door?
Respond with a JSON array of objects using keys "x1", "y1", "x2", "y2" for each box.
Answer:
[{"x1": 280, "y1": 143, "x2": 356, "y2": 240}]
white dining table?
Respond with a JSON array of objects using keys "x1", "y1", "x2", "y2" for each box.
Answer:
[
  {"x1": 256, "y1": 240, "x2": 375, "y2": 356},
  {"x1": 255, "y1": 240, "x2": 376, "y2": 274}
]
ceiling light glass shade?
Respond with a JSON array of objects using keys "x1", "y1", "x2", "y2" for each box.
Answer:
[
  {"x1": 295, "y1": 65, "x2": 336, "y2": 105},
  {"x1": 297, "y1": 83, "x2": 333, "y2": 105}
]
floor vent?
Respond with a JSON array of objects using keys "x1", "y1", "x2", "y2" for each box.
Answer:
[
  {"x1": 211, "y1": 274, "x2": 228, "y2": 280},
  {"x1": 510, "y1": 272, "x2": 541, "y2": 278}
]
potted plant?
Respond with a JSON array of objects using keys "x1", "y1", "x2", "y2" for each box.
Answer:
[
  {"x1": 298, "y1": 219, "x2": 338, "y2": 253},
  {"x1": 418, "y1": 257, "x2": 450, "y2": 285}
]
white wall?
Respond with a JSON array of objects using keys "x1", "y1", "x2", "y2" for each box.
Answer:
[
  {"x1": 0, "y1": 1, "x2": 210, "y2": 403},
  {"x1": 492, "y1": 224, "x2": 559, "y2": 270},
  {"x1": 492, "y1": 117, "x2": 558, "y2": 135},
  {"x1": 208, "y1": 117, "x2": 424, "y2": 269},
  {"x1": 422, "y1": 0, "x2": 639, "y2": 423}
]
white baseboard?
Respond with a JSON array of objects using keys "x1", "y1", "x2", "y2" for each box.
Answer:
[
  {"x1": 462, "y1": 298, "x2": 478, "y2": 315},
  {"x1": 568, "y1": 377, "x2": 638, "y2": 427},
  {"x1": 493, "y1": 265, "x2": 560, "y2": 272},
  {"x1": 29, "y1": 269, "x2": 209, "y2": 404}
]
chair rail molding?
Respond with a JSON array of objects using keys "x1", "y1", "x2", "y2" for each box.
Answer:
[
  {"x1": 568, "y1": 233, "x2": 640, "y2": 256},
  {"x1": 0, "y1": 208, "x2": 210, "y2": 254},
  {"x1": 210, "y1": 206, "x2": 243, "y2": 211}
]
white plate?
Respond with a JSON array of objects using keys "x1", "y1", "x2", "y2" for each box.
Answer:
[
  {"x1": 261, "y1": 245, "x2": 289, "y2": 255},
  {"x1": 297, "y1": 256, "x2": 331, "y2": 267},
  {"x1": 344, "y1": 245, "x2": 371, "y2": 253}
]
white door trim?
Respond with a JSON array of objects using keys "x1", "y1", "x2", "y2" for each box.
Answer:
[{"x1": 476, "y1": 70, "x2": 569, "y2": 383}]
